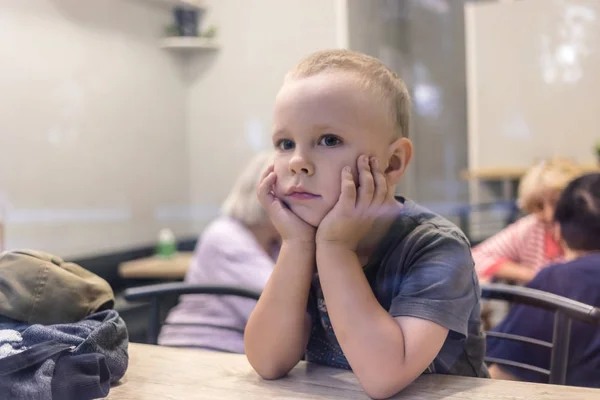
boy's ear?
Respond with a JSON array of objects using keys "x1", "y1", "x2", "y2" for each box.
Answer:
[{"x1": 385, "y1": 137, "x2": 413, "y2": 185}]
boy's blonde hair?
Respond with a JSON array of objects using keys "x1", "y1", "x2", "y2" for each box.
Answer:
[
  {"x1": 518, "y1": 158, "x2": 583, "y2": 212},
  {"x1": 221, "y1": 151, "x2": 274, "y2": 226},
  {"x1": 286, "y1": 49, "x2": 411, "y2": 139}
]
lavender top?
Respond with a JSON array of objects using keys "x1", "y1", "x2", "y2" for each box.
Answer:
[{"x1": 158, "y1": 217, "x2": 275, "y2": 353}]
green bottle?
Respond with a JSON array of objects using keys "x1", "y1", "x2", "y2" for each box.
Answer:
[{"x1": 156, "y1": 228, "x2": 176, "y2": 259}]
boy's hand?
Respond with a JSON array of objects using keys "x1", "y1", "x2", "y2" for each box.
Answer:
[
  {"x1": 316, "y1": 155, "x2": 388, "y2": 250},
  {"x1": 257, "y1": 165, "x2": 316, "y2": 244}
]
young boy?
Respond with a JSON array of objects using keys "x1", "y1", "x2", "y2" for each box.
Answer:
[
  {"x1": 244, "y1": 49, "x2": 487, "y2": 398},
  {"x1": 487, "y1": 173, "x2": 600, "y2": 387}
]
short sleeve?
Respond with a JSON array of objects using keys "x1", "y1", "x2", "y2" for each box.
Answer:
[
  {"x1": 388, "y1": 228, "x2": 478, "y2": 337},
  {"x1": 471, "y1": 215, "x2": 536, "y2": 278}
]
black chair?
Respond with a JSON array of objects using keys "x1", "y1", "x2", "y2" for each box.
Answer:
[
  {"x1": 123, "y1": 282, "x2": 262, "y2": 345},
  {"x1": 481, "y1": 283, "x2": 600, "y2": 385}
]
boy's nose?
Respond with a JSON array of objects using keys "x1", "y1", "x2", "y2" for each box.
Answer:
[{"x1": 289, "y1": 153, "x2": 314, "y2": 176}]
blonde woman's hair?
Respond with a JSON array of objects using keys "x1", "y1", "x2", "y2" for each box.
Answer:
[
  {"x1": 518, "y1": 158, "x2": 583, "y2": 213},
  {"x1": 221, "y1": 151, "x2": 274, "y2": 226},
  {"x1": 286, "y1": 49, "x2": 411, "y2": 139}
]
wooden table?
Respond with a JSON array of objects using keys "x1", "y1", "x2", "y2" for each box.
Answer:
[
  {"x1": 118, "y1": 252, "x2": 193, "y2": 280},
  {"x1": 107, "y1": 343, "x2": 600, "y2": 399}
]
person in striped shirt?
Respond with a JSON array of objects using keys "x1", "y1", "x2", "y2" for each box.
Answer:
[{"x1": 473, "y1": 158, "x2": 583, "y2": 284}]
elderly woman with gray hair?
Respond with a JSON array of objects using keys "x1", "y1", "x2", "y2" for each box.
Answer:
[{"x1": 158, "y1": 152, "x2": 279, "y2": 353}]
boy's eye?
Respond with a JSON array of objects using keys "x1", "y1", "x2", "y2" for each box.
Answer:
[
  {"x1": 318, "y1": 135, "x2": 342, "y2": 147},
  {"x1": 276, "y1": 139, "x2": 295, "y2": 151}
]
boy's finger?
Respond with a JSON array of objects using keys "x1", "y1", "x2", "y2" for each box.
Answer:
[
  {"x1": 257, "y1": 171, "x2": 277, "y2": 208},
  {"x1": 356, "y1": 155, "x2": 374, "y2": 210},
  {"x1": 339, "y1": 166, "x2": 357, "y2": 213},
  {"x1": 260, "y1": 164, "x2": 275, "y2": 182},
  {"x1": 371, "y1": 157, "x2": 388, "y2": 206},
  {"x1": 268, "y1": 196, "x2": 287, "y2": 215}
]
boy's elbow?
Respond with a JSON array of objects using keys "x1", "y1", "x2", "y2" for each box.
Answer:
[
  {"x1": 361, "y1": 381, "x2": 403, "y2": 400},
  {"x1": 358, "y1": 368, "x2": 413, "y2": 399},
  {"x1": 245, "y1": 344, "x2": 293, "y2": 381},
  {"x1": 245, "y1": 342, "x2": 297, "y2": 380},
  {"x1": 245, "y1": 335, "x2": 304, "y2": 381},
  {"x1": 248, "y1": 359, "x2": 292, "y2": 380},
  {"x1": 254, "y1": 365, "x2": 289, "y2": 381}
]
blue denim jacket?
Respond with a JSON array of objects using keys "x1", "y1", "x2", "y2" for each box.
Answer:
[{"x1": 0, "y1": 310, "x2": 128, "y2": 399}]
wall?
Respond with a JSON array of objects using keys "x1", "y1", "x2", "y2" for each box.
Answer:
[
  {"x1": 0, "y1": 0, "x2": 348, "y2": 256},
  {"x1": 463, "y1": 0, "x2": 600, "y2": 238},
  {"x1": 0, "y1": 0, "x2": 192, "y2": 257},
  {"x1": 186, "y1": 0, "x2": 341, "y2": 232},
  {"x1": 347, "y1": 0, "x2": 470, "y2": 213},
  {"x1": 466, "y1": 0, "x2": 599, "y2": 172}
]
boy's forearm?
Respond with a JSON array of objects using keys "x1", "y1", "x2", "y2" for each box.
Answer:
[
  {"x1": 245, "y1": 240, "x2": 315, "y2": 379},
  {"x1": 315, "y1": 243, "x2": 415, "y2": 398}
]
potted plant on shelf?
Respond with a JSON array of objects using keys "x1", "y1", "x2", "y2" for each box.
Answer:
[
  {"x1": 596, "y1": 141, "x2": 600, "y2": 164},
  {"x1": 163, "y1": 7, "x2": 205, "y2": 38}
]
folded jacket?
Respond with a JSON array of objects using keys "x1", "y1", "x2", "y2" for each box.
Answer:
[
  {"x1": 52, "y1": 352, "x2": 111, "y2": 400},
  {"x1": 0, "y1": 249, "x2": 114, "y2": 325},
  {"x1": 0, "y1": 310, "x2": 128, "y2": 400}
]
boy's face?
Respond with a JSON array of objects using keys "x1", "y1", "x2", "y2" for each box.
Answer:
[{"x1": 271, "y1": 71, "x2": 398, "y2": 227}]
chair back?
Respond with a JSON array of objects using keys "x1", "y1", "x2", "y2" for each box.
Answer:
[
  {"x1": 124, "y1": 282, "x2": 261, "y2": 345},
  {"x1": 481, "y1": 283, "x2": 600, "y2": 385}
]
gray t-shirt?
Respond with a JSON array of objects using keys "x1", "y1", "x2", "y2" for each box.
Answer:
[{"x1": 306, "y1": 198, "x2": 488, "y2": 377}]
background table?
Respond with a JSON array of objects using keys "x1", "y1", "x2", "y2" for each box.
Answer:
[
  {"x1": 107, "y1": 343, "x2": 600, "y2": 399},
  {"x1": 118, "y1": 252, "x2": 193, "y2": 280},
  {"x1": 460, "y1": 164, "x2": 599, "y2": 200}
]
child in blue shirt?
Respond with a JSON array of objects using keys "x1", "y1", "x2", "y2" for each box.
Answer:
[{"x1": 244, "y1": 49, "x2": 487, "y2": 398}]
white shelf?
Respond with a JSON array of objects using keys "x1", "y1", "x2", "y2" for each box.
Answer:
[
  {"x1": 159, "y1": 37, "x2": 219, "y2": 51},
  {"x1": 143, "y1": 0, "x2": 207, "y2": 10}
]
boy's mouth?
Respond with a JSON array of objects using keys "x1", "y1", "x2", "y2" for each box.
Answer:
[
  {"x1": 285, "y1": 186, "x2": 320, "y2": 200},
  {"x1": 288, "y1": 192, "x2": 320, "y2": 200}
]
